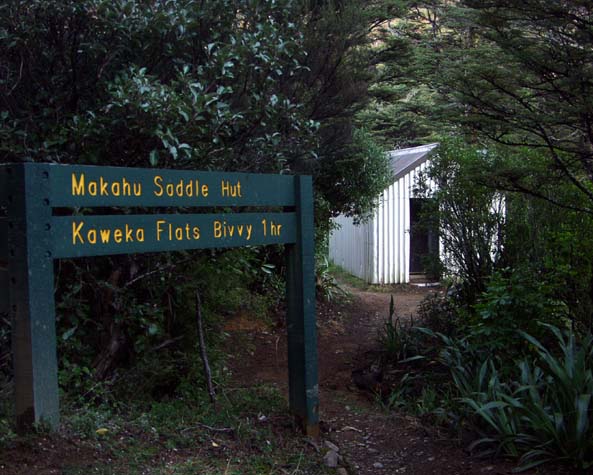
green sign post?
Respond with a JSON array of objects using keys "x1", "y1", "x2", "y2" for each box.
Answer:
[{"x1": 0, "y1": 163, "x2": 319, "y2": 436}]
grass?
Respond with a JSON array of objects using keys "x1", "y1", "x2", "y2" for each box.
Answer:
[
  {"x1": 328, "y1": 262, "x2": 425, "y2": 293},
  {"x1": 1, "y1": 383, "x2": 331, "y2": 475},
  {"x1": 327, "y1": 262, "x2": 370, "y2": 291}
]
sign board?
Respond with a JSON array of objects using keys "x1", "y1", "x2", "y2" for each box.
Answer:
[{"x1": 0, "y1": 163, "x2": 319, "y2": 436}]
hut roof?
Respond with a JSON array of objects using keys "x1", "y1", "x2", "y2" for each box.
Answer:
[{"x1": 388, "y1": 143, "x2": 438, "y2": 181}]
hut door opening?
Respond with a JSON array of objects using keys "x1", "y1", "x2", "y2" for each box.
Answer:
[{"x1": 409, "y1": 198, "x2": 439, "y2": 277}]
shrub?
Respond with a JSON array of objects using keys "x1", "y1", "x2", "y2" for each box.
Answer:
[
  {"x1": 439, "y1": 324, "x2": 593, "y2": 471},
  {"x1": 470, "y1": 268, "x2": 568, "y2": 354},
  {"x1": 378, "y1": 296, "x2": 422, "y2": 364},
  {"x1": 417, "y1": 292, "x2": 459, "y2": 338},
  {"x1": 415, "y1": 139, "x2": 506, "y2": 304},
  {"x1": 315, "y1": 256, "x2": 347, "y2": 302}
]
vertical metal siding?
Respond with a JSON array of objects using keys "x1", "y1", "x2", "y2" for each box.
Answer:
[
  {"x1": 329, "y1": 159, "x2": 437, "y2": 284},
  {"x1": 369, "y1": 173, "x2": 411, "y2": 284},
  {"x1": 328, "y1": 214, "x2": 372, "y2": 282}
]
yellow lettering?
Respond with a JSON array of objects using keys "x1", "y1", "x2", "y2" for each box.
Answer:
[
  {"x1": 202, "y1": 184, "x2": 209, "y2": 197},
  {"x1": 192, "y1": 226, "x2": 200, "y2": 239},
  {"x1": 100, "y1": 177, "x2": 108, "y2": 195},
  {"x1": 261, "y1": 219, "x2": 267, "y2": 237},
  {"x1": 100, "y1": 229, "x2": 111, "y2": 243},
  {"x1": 136, "y1": 228, "x2": 145, "y2": 242},
  {"x1": 246, "y1": 224, "x2": 252, "y2": 241},
  {"x1": 89, "y1": 181, "x2": 97, "y2": 196},
  {"x1": 87, "y1": 229, "x2": 97, "y2": 244},
  {"x1": 125, "y1": 224, "x2": 133, "y2": 241},
  {"x1": 72, "y1": 173, "x2": 85, "y2": 196},
  {"x1": 72, "y1": 221, "x2": 84, "y2": 244},
  {"x1": 214, "y1": 220, "x2": 222, "y2": 238},
  {"x1": 133, "y1": 183, "x2": 142, "y2": 196},
  {"x1": 122, "y1": 178, "x2": 131, "y2": 196},
  {"x1": 166, "y1": 183, "x2": 174, "y2": 197},
  {"x1": 156, "y1": 220, "x2": 166, "y2": 241},
  {"x1": 271, "y1": 222, "x2": 282, "y2": 236},
  {"x1": 185, "y1": 180, "x2": 194, "y2": 197},
  {"x1": 114, "y1": 229, "x2": 123, "y2": 243},
  {"x1": 221, "y1": 180, "x2": 241, "y2": 197},
  {"x1": 176, "y1": 180, "x2": 184, "y2": 197},
  {"x1": 111, "y1": 182, "x2": 120, "y2": 196},
  {"x1": 154, "y1": 176, "x2": 164, "y2": 197}
]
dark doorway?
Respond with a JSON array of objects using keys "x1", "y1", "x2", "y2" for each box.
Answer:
[{"x1": 409, "y1": 198, "x2": 439, "y2": 277}]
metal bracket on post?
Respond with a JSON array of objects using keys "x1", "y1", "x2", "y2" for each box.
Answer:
[
  {"x1": 7, "y1": 163, "x2": 59, "y2": 432},
  {"x1": 286, "y1": 175, "x2": 319, "y2": 437}
]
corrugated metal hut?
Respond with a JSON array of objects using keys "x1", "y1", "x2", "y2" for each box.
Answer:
[{"x1": 329, "y1": 143, "x2": 439, "y2": 284}]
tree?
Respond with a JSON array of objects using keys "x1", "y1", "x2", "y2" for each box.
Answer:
[
  {"x1": 0, "y1": 0, "x2": 394, "y2": 379},
  {"x1": 441, "y1": 1, "x2": 593, "y2": 213},
  {"x1": 358, "y1": 0, "x2": 459, "y2": 148},
  {"x1": 0, "y1": 0, "x2": 317, "y2": 172},
  {"x1": 417, "y1": 139, "x2": 505, "y2": 301}
]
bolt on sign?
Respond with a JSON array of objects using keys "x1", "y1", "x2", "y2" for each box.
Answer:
[{"x1": 0, "y1": 163, "x2": 319, "y2": 436}]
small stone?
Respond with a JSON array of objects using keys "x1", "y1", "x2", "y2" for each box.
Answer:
[
  {"x1": 324, "y1": 440, "x2": 340, "y2": 452},
  {"x1": 368, "y1": 448, "x2": 379, "y2": 454},
  {"x1": 373, "y1": 462, "x2": 384, "y2": 469},
  {"x1": 428, "y1": 457, "x2": 435, "y2": 462},
  {"x1": 305, "y1": 438, "x2": 320, "y2": 452},
  {"x1": 337, "y1": 469, "x2": 348, "y2": 475},
  {"x1": 323, "y1": 450, "x2": 339, "y2": 468}
]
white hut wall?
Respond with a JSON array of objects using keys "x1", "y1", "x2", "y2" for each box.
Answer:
[
  {"x1": 329, "y1": 214, "x2": 373, "y2": 282},
  {"x1": 373, "y1": 160, "x2": 439, "y2": 284},
  {"x1": 330, "y1": 160, "x2": 439, "y2": 284}
]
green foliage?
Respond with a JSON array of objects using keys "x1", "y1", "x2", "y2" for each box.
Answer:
[
  {"x1": 0, "y1": 0, "x2": 396, "y2": 220},
  {"x1": 435, "y1": 324, "x2": 593, "y2": 470},
  {"x1": 444, "y1": 1, "x2": 593, "y2": 213},
  {"x1": 502, "y1": 175, "x2": 593, "y2": 332},
  {"x1": 315, "y1": 256, "x2": 346, "y2": 302},
  {"x1": 417, "y1": 139, "x2": 506, "y2": 303},
  {"x1": 317, "y1": 127, "x2": 393, "y2": 223},
  {"x1": 0, "y1": 0, "x2": 398, "y2": 397},
  {"x1": 471, "y1": 268, "x2": 568, "y2": 354},
  {"x1": 359, "y1": 2, "x2": 456, "y2": 147},
  {"x1": 433, "y1": 331, "x2": 499, "y2": 403},
  {"x1": 53, "y1": 247, "x2": 281, "y2": 400},
  {"x1": 0, "y1": 415, "x2": 16, "y2": 448},
  {"x1": 378, "y1": 295, "x2": 422, "y2": 364},
  {"x1": 327, "y1": 261, "x2": 370, "y2": 291},
  {"x1": 57, "y1": 382, "x2": 330, "y2": 474},
  {"x1": 417, "y1": 292, "x2": 459, "y2": 338},
  {"x1": 0, "y1": 0, "x2": 314, "y2": 171},
  {"x1": 362, "y1": 3, "x2": 593, "y2": 470}
]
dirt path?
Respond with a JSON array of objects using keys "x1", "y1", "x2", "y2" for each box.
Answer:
[{"x1": 230, "y1": 284, "x2": 570, "y2": 475}]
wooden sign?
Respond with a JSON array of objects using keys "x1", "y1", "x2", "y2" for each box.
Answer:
[{"x1": 0, "y1": 163, "x2": 319, "y2": 436}]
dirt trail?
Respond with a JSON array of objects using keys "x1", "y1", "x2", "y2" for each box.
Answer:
[{"x1": 230, "y1": 284, "x2": 569, "y2": 475}]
